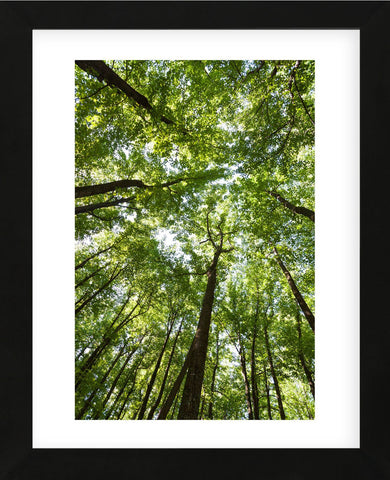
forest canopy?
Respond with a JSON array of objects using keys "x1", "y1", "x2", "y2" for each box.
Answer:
[{"x1": 75, "y1": 59, "x2": 315, "y2": 420}]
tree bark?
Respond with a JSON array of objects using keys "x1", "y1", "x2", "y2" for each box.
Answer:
[
  {"x1": 147, "y1": 320, "x2": 182, "y2": 420},
  {"x1": 137, "y1": 317, "x2": 175, "y2": 419},
  {"x1": 76, "y1": 60, "x2": 174, "y2": 125},
  {"x1": 264, "y1": 319, "x2": 286, "y2": 420},
  {"x1": 267, "y1": 191, "x2": 315, "y2": 222},
  {"x1": 296, "y1": 312, "x2": 315, "y2": 399},
  {"x1": 273, "y1": 246, "x2": 315, "y2": 333}
]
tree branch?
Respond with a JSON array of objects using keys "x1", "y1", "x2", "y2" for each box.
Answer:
[
  {"x1": 206, "y1": 212, "x2": 217, "y2": 250},
  {"x1": 75, "y1": 176, "x2": 204, "y2": 199},
  {"x1": 267, "y1": 190, "x2": 315, "y2": 222},
  {"x1": 78, "y1": 84, "x2": 109, "y2": 100},
  {"x1": 75, "y1": 196, "x2": 136, "y2": 215},
  {"x1": 294, "y1": 78, "x2": 315, "y2": 126},
  {"x1": 75, "y1": 60, "x2": 175, "y2": 125}
]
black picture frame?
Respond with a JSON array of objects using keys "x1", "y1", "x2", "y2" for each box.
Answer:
[{"x1": 2, "y1": 1, "x2": 388, "y2": 478}]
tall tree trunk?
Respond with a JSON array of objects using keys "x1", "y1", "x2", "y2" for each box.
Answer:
[
  {"x1": 76, "y1": 340, "x2": 92, "y2": 362},
  {"x1": 238, "y1": 342, "x2": 253, "y2": 420},
  {"x1": 107, "y1": 352, "x2": 145, "y2": 419},
  {"x1": 156, "y1": 339, "x2": 195, "y2": 419},
  {"x1": 199, "y1": 393, "x2": 205, "y2": 420},
  {"x1": 263, "y1": 362, "x2": 273, "y2": 420},
  {"x1": 116, "y1": 355, "x2": 144, "y2": 420},
  {"x1": 76, "y1": 343, "x2": 126, "y2": 419},
  {"x1": 250, "y1": 324, "x2": 260, "y2": 420},
  {"x1": 75, "y1": 336, "x2": 111, "y2": 390},
  {"x1": 296, "y1": 312, "x2": 315, "y2": 399},
  {"x1": 170, "y1": 391, "x2": 180, "y2": 419},
  {"x1": 159, "y1": 213, "x2": 232, "y2": 420},
  {"x1": 207, "y1": 331, "x2": 220, "y2": 420},
  {"x1": 92, "y1": 341, "x2": 143, "y2": 419},
  {"x1": 251, "y1": 285, "x2": 261, "y2": 420},
  {"x1": 273, "y1": 246, "x2": 315, "y2": 332},
  {"x1": 177, "y1": 250, "x2": 220, "y2": 419},
  {"x1": 76, "y1": 60, "x2": 175, "y2": 125},
  {"x1": 147, "y1": 321, "x2": 182, "y2": 420},
  {"x1": 264, "y1": 319, "x2": 286, "y2": 420},
  {"x1": 137, "y1": 317, "x2": 175, "y2": 419},
  {"x1": 75, "y1": 292, "x2": 144, "y2": 389},
  {"x1": 267, "y1": 191, "x2": 315, "y2": 222}
]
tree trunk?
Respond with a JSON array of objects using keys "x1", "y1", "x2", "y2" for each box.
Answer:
[
  {"x1": 106, "y1": 352, "x2": 146, "y2": 419},
  {"x1": 238, "y1": 342, "x2": 253, "y2": 420},
  {"x1": 264, "y1": 319, "x2": 286, "y2": 420},
  {"x1": 76, "y1": 292, "x2": 151, "y2": 390},
  {"x1": 156, "y1": 337, "x2": 195, "y2": 419},
  {"x1": 199, "y1": 393, "x2": 205, "y2": 420},
  {"x1": 137, "y1": 317, "x2": 175, "y2": 419},
  {"x1": 75, "y1": 291, "x2": 132, "y2": 387},
  {"x1": 116, "y1": 355, "x2": 144, "y2": 420},
  {"x1": 267, "y1": 191, "x2": 315, "y2": 222},
  {"x1": 250, "y1": 324, "x2": 260, "y2": 420},
  {"x1": 92, "y1": 342, "x2": 142, "y2": 419},
  {"x1": 207, "y1": 331, "x2": 220, "y2": 420},
  {"x1": 170, "y1": 391, "x2": 180, "y2": 419},
  {"x1": 263, "y1": 363, "x2": 273, "y2": 420},
  {"x1": 147, "y1": 321, "x2": 182, "y2": 420},
  {"x1": 75, "y1": 336, "x2": 111, "y2": 390},
  {"x1": 158, "y1": 213, "x2": 232, "y2": 420},
  {"x1": 177, "y1": 250, "x2": 220, "y2": 419},
  {"x1": 76, "y1": 340, "x2": 92, "y2": 362},
  {"x1": 273, "y1": 246, "x2": 315, "y2": 333},
  {"x1": 76, "y1": 60, "x2": 174, "y2": 125},
  {"x1": 296, "y1": 312, "x2": 315, "y2": 399},
  {"x1": 76, "y1": 343, "x2": 126, "y2": 419}
]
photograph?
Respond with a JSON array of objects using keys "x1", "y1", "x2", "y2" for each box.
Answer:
[{"x1": 74, "y1": 59, "x2": 315, "y2": 420}]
